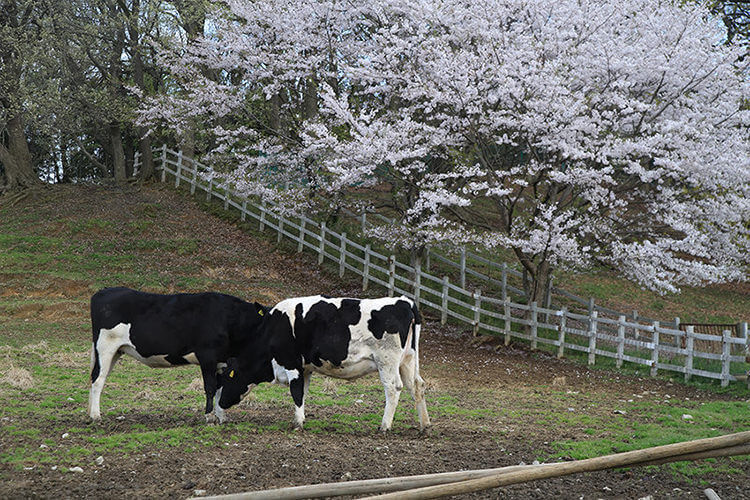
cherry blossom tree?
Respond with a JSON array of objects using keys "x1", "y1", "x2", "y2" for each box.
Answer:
[{"x1": 142, "y1": 0, "x2": 750, "y2": 302}]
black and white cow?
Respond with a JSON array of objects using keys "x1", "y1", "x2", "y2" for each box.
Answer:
[
  {"x1": 88, "y1": 287, "x2": 267, "y2": 423},
  {"x1": 218, "y1": 295, "x2": 430, "y2": 432}
]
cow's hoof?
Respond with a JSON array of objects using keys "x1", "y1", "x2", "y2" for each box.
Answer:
[
  {"x1": 418, "y1": 425, "x2": 433, "y2": 436},
  {"x1": 205, "y1": 413, "x2": 219, "y2": 424}
]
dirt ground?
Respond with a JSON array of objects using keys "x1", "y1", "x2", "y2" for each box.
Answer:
[
  {"x1": 1, "y1": 183, "x2": 748, "y2": 499},
  {"x1": 3, "y1": 331, "x2": 748, "y2": 499}
]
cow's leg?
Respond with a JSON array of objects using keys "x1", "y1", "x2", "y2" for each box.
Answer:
[
  {"x1": 377, "y1": 362, "x2": 403, "y2": 432},
  {"x1": 88, "y1": 339, "x2": 123, "y2": 421},
  {"x1": 288, "y1": 369, "x2": 310, "y2": 430},
  {"x1": 400, "y1": 353, "x2": 430, "y2": 431},
  {"x1": 199, "y1": 361, "x2": 221, "y2": 423}
]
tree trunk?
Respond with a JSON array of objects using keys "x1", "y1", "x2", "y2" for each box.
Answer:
[
  {"x1": 127, "y1": 0, "x2": 156, "y2": 180},
  {"x1": 60, "y1": 139, "x2": 71, "y2": 183},
  {"x1": 0, "y1": 114, "x2": 41, "y2": 190},
  {"x1": 110, "y1": 123, "x2": 126, "y2": 182},
  {"x1": 303, "y1": 78, "x2": 318, "y2": 120}
]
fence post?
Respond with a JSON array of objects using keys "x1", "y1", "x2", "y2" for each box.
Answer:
[
  {"x1": 388, "y1": 255, "x2": 396, "y2": 297},
  {"x1": 721, "y1": 329, "x2": 731, "y2": 388},
  {"x1": 441, "y1": 276, "x2": 449, "y2": 325},
  {"x1": 414, "y1": 262, "x2": 422, "y2": 306},
  {"x1": 160, "y1": 145, "x2": 167, "y2": 182},
  {"x1": 650, "y1": 321, "x2": 660, "y2": 377},
  {"x1": 472, "y1": 289, "x2": 481, "y2": 337},
  {"x1": 175, "y1": 150, "x2": 183, "y2": 188},
  {"x1": 259, "y1": 202, "x2": 267, "y2": 232},
  {"x1": 632, "y1": 309, "x2": 639, "y2": 340},
  {"x1": 190, "y1": 159, "x2": 198, "y2": 195},
  {"x1": 504, "y1": 300, "x2": 511, "y2": 346},
  {"x1": 318, "y1": 222, "x2": 326, "y2": 265},
  {"x1": 616, "y1": 315, "x2": 626, "y2": 368},
  {"x1": 501, "y1": 263, "x2": 507, "y2": 301},
  {"x1": 339, "y1": 233, "x2": 347, "y2": 277},
  {"x1": 544, "y1": 276, "x2": 553, "y2": 324},
  {"x1": 588, "y1": 311, "x2": 598, "y2": 366},
  {"x1": 361, "y1": 212, "x2": 366, "y2": 233},
  {"x1": 685, "y1": 326, "x2": 695, "y2": 383},
  {"x1": 460, "y1": 247, "x2": 466, "y2": 289},
  {"x1": 557, "y1": 308, "x2": 567, "y2": 358},
  {"x1": 241, "y1": 200, "x2": 247, "y2": 221},
  {"x1": 206, "y1": 176, "x2": 212, "y2": 201},
  {"x1": 741, "y1": 322, "x2": 749, "y2": 363},
  {"x1": 297, "y1": 218, "x2": 306, "y2": 253},
  {"x1": 424, "y1": 246, "x2": 431, "y2": 272},
  {"x1": 277, "y1": 214, "x2": 285, "y2": 243},
  {"x1": 362, "y1": 244, "x2": 371, "y2": 291},
  {"x1": 530, "y1": 301, "x2": 538, "y2": 349}
]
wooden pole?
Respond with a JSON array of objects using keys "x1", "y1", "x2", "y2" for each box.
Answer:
[
  {"x1": 200, "y1": 439, "x2": 750, "y2": 500},
  {"x1": 472, "y1": 289, "x2": 481, "y2": 337},
  {"x1": 366, "y1": 431, "x2": 750, "y2": 500},
  {"x1": 685, "y1": 325, "x2": 695, "y2": 383},
  {"x1": 440, "y1": 276, "x2": 449, "y2": 325},
  {"x1": 196, "y1": 464, "x2": 535, "y2": 500},
  {"x1": 651, "y1": 321, "x2": 660, "y2": 378},
  {"x1": 616, "y1": 315, "x2": 626, "y2": 368},
  {"x1": 388, "y1": 255, "x2": 396, "y2": 297},
  {"x1": 557, "y1": 307, "x2": 567, "y2": 358},
  {"x1": 297, "y1": 218, "x2": 306, "y2": 253},
  {"x1": 362, "y1": 244, "x2": 371, "y2": 291}
]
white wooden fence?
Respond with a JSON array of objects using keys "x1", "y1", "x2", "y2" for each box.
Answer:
[{"x1": 137, "y1": 146, "x2": 750, "y2": 387}]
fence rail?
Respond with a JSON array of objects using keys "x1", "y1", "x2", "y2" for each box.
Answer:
[{"x1": 138, "y1": 146, "x2": 750, "y2": 388}]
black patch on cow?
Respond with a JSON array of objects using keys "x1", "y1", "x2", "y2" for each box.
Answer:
[
  {"x1": 290, "y1": 299, "x2": 362, "y2": 367},
  {"x1": 165, "y1": 354, "x2": 191, "y2": 365},
  {"x1": 368, "y1": 300, "x2": 414, "y2": 348}
]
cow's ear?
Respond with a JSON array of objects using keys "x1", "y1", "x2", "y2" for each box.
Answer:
[{"x1": 225, "y1": 357, "x2": 238, "y2": 378}]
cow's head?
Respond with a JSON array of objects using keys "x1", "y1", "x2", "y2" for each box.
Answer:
[{"x1": 218, "y1": 357, "x2": 251, "y2": 409}]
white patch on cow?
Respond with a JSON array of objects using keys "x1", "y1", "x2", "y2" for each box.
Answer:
[
  {"x1": 183, "y1": 352, "x2": 199, "y2": 365},
  {"x1": 213, "y1": 388, "x2": 226, "y2": 423}
]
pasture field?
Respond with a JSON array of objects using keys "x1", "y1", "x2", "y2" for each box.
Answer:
[{"x1": 0, "y1": 184, "x2": 748, "y2": 499}]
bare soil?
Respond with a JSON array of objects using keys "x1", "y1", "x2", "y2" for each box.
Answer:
[{"x1": 1, "y1": 183, "x2": 748, "y2": 499}]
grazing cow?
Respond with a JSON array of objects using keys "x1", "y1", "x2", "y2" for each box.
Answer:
[
  {"x1": 88, "y1": 287, "x2": 267, "y2": 423},
  {"x1": 218, "y1": 295, "x2": 430, "y2": 432}
]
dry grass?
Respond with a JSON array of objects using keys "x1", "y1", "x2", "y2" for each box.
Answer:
[{"x1": 0, "y1": 365, "x2": 34, "y2": 389}]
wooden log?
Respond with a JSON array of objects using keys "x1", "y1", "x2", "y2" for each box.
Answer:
[
  {"x1": 366, "y1": 431, "x2": 750, "y2": 499},
  {"x1": 196, "y1": 464, "x2": 537, "y2": 500},
  {"x1": 195, "y1": 441, "x2": 750, "y2": 500},
  {"x1": 634, "y1": 443, "x2": 750, "y2": 466}
]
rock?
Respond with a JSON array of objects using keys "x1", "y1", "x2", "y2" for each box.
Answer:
[
  {"x1": 61, "y1": 433, "x2": 70, "y2": 439},
  {"x1": 193, "y1": 489, "x2": 206, "y2": 496},
  {"x1": 682, "y1": 414, "x2": 693, "y2": 420},
  {"x1": 95, "y1": 456, "x2": 104, "y2": 466},
  {"x1": 69, "y1": 467, "x2": 84, "y2": 473},
  {"x1": 613, "y1": 410, "x2": 626, "y2": 414},
  {"x1": 39, "y1": 444, "x2": 48, "y2": 449}
]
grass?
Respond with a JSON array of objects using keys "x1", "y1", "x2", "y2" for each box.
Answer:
[{"x1": 0, "y1": 183, "x2": 748, "y2": 490}]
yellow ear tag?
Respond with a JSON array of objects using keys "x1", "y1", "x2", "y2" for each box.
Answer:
[
  {"x1": 258, "y1": 310, "x2": 264, "y2": 316},
  {"x1": 229, "y1": 370, "x2": 235, "y2": 378}
]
